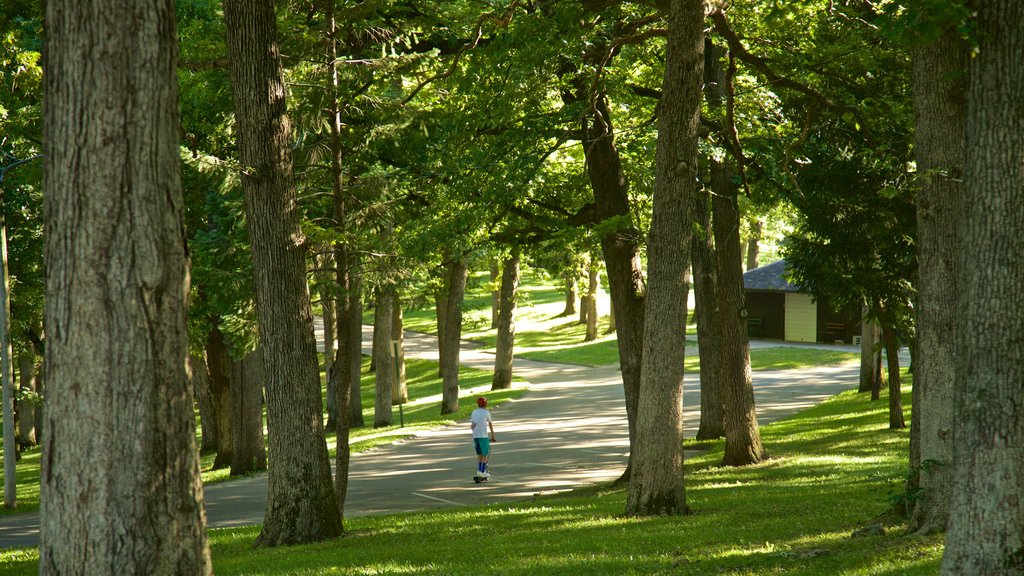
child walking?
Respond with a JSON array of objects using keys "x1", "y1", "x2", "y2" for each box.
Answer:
[{"x1": 470, "y1": 396, "x2": 496, "y2": 479}]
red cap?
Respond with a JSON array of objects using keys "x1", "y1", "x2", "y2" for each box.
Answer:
[{"x1": 477, "y1": 396, "x2": 487, "y2": 407}]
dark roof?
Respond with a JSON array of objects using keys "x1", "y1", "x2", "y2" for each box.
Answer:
[{"x1": 743, "y1": 260, "x2": 801, "y2": 292}]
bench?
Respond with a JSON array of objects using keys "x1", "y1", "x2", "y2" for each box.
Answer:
[
  {"x1": 823, "y1": 322, "x2": 847, "y2": 344},
  {"x1": 747, "y1": 317, "x2": 763, "y2": 338}
]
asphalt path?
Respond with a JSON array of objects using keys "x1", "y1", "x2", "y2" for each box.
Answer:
[{"x1": 0, "y1": 328, "x2": 862, "y2": 549}]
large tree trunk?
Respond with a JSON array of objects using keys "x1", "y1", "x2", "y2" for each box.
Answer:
[
  {"x1": 392, "y1": 294, "x2": 407, "y2": 405},
  {"x1": 882, "y1": 324, "x2": 905, "y2": 430},
  {"x1": 581, "y1": 92, "x2": 646, "y2": 481},
  {"x1": 858, "y1": 307, "x2": 880, "y2": 393},
  {"x1": 440, "y1": 258, "x2": 468, "y2": 415},
  {"x1": 15, "y1": 352, "x2": 37, "y2": 449},
  {"x1": 231, "y1": 350, "x2": 267, "y2": 475},
  {"x1": 191, "y1": 352, "x2": 218, "y2": 454},
  {"x1": 223, "y1": 0, "x2": 341, "y2": 546},
  {"x1": 372, "y1": 289, "x2": 394, "y2": 428},
  {"x1": 693, "y1": 189, "x2": 726, "y2": 440},
  {"x1": 491, "y1": 250, "x2": 521, "y2": 391},
  {"x1": 206, "y1": 326, "x2": 233, "y2": 469},
  {"x1": 320, "y1": 252, "x2": 338, "y2": 431},
  {"x1": 40, "y1": 1, "x2": 211, "y2": 571},
  {"x1": 625, "y1": 0, "x2": 703, "y2": 517},
  {"x1": 706, "y1": 42, "x2": 765, "y2": 467},
  {"x1": 745, "y1": 220, "x2": 762, "y2": 271},
  {"x1": 490, "y1": 259, "x2": 501, "y2": 329},
  {"x1": 908, "y1": 18, "x2": 964, "y2": 536},
  {"x1": 941, "y1": 3, "x2": 1024, "y2": 573},
  {"x1": 561, "y1": 270, "x2": 578, "y2": 317},
  {"x1": 584, "y1": 259, "x2": 600, "y2": 341}
]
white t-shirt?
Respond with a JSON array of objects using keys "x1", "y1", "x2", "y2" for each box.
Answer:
[{"x1": 470, "y1": 407, "x2": 491, "y2": 439}]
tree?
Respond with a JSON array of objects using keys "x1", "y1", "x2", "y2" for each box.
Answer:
[
  {"x1": 439, "y1": 257, "x2": 469, "y2": 414},
  {"x1": 222, "y1": 0, "x2": 341, "y2": 545},
  {"x1": 903, "y1": 0, "x2": 967, "y2": 536},
  {"x1": 372, "y1": 289, "x2": 394, "y2": 428},
  {"x1": 230, "y1": 349, "x2": 266, "y2": 475},
  {"x1": 941, "y1": 2, "x2": 1024, "y2": 572},
  {"x1": 625, "y1": 0, "x2": 703, "y2": 516},
  {"x1": 40, "y1": 0, "x2": 211, "y2": 572},
  {"x1": 491, "y1": 248, "x2": 521, "y2": 391}
]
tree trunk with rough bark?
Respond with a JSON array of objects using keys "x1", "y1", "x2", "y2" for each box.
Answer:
[
  {"x1": 858, "y1": 307, "x2": 879, "y2": 393},
  {"x1": 231, "y1": 350, "x2": 267, "y2": 475},
  {"x1": 440, "y1": 258, "x2": 468, "y2": 414},
  {"x1": 492, "y1": 251, "x2": 520, "y2": 391},
  {"x1": 706, "y1": 41, "x2": 765, "y2": 467},
  {"x1": 206, "y1": 327, "x2": 233, "y2": 469},
  {"x1": 581, "y1": 93, "x2": 646, "y2": 480},
  {"x1": 490, "y1": 260, "x2": 501, "y2": 329},
  {"x1": 908, "y1": 18, "x2": 964, "y2": 536},
  {"x1": 941, "y1": 3, "x2": 1024, "y2": 572},
  {"x1": 40, "y1": 2, "x2": 211, "y2": 570},
  {"x1": 191, "y1": 352, "x2": 218, "y2": 454},
  {"x1": 882, "y1": 325, "x2": 905, "y2": 430},
  {"x1": 625, "y1": 0, "x2": 703, "y2": 516},
  {"x1": 584, "y1": 260, "x2": 599, "y2": 341},
  {"x1": 745, "y1": 220, "x2": 762, "y2": 271},
  {"x1": 372, "y1": 290, "x2": 394, "y2": 428},
  {"x1": 223, "y1": 0, "x2": 341, "y2": 545},
  {"x1": 561, "y1": 272, "x2": 577, "y2": 317},
  {"x1": 693, "y1": 189, "x2": 726, "y2": 440},
  {"x1": 15, "y1": 353, "x2": 37, "y2": 449},
  {"x1": 392, "y1": 295, "x2": 407, "y2": 404},
  {"x1": 320, "y1": 252, "x2": 338, "y2": 431}
]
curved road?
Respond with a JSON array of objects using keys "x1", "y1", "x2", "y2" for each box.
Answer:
[{"x1": 0, "y1": 328, "x2": 861, "y2": 548}]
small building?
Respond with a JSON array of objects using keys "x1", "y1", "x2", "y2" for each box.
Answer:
[{"x1": 743, "y1": 260, "x2": 862, "y2": 344}]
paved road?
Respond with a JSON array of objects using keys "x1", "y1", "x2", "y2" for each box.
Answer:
[{"x1": 0, "y1": 328, "x2": 862, "y2": 549}]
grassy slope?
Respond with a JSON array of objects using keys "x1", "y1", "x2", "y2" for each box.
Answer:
[{"x1": 1, "y1": 390, "x2": 940, "y2": 576}]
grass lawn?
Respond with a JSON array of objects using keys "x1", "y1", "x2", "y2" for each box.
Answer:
[{"x1": 0, "y1": 389, "x2": 941, "y2": 575}]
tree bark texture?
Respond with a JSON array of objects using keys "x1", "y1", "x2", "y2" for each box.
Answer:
[
  {"x1": 625, "y1": 0, "x2": 703, "y2": 517},
  {"x1": 440, "y1": 258, "x2": 468, "y2": 415},
  {"x1": 40, "y1": 1, "x2": 211, "y2": 571},
  {"x1": 491, "y1": 259, "x2": 501, "y2": 328},
  {"x1": 191, "y1": 352, "x2": 218, "y2": 454},
  {"x1": 223, "y1": 0, "x2": 341, "y2": 545},
  {"x1": 882, "y1": 325, "x2": 905, "y2": 430},
  {"x1": 858, "y1": 307, "x2": 879, "y2": 393},
  {"x1": 693, "y1": 189, "x2": 726, "y2": 440},
  {"x1": 231, "y1": 350, "x2": 267, "y2": 475},
  {"x1": 941, "y1": 3, "x2": 1024, "y2": 573},
  {"x1": 582, "y1": 92, "x2": 646, "y2": 479},
  {"x1": 745, "y1": 220, "x2": 762, "y2": 271},
  {"x1": 492, "y1": 250, "x2": 521, "y2": 391},
  {"x1": 206, "y1": 326, "x2": 233, "y2": 468},
  {"x1": 372, "y1": 289, "x2": 394, "y2": 427},
  {"x1": 319, "y1": 252, "x2": 338, "y2": 431},
  {"x1": 706, "y1": 43, "x2": 765, "y2": 467},
  {"x1": 15, "y1": 353, "x2": 37, "y2": 449},
  {"x1": 392, "y1": 295, "x2": 408, "y2": 404},
  {"x1": 908, "y1": 20, "x2": 964, "y2": 536},
  {"x1": 584, "y1": 260, "x2": 599, "y2": 341},
  {"x1": 561, "y1": 271, "x2": 577, "y2": 317}
]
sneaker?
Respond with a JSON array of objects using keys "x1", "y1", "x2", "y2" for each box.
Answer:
[{"x1": 481, "y1": 471, "x2": 491, "y2": 479}]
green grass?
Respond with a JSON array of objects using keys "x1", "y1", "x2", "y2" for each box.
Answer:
[{"x1": 0, "y1": 388, "x2": 941, "y2": 575}]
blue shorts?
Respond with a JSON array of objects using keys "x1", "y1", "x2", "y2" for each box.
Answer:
[{"x1": 474, "y1": 437, "x2": 491, "y2": 457}]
